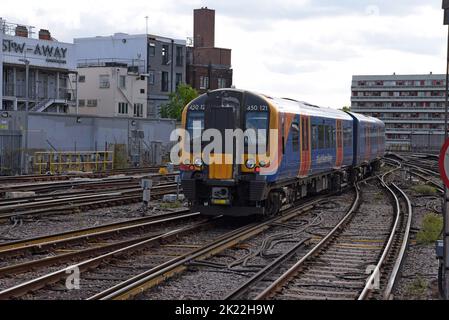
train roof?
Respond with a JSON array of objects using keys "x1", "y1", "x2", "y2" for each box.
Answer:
[
  {"x1": 347, "y1": 111, "x2": 385, "y2": 126},
  {"x1": 263, "y1": 96, "x2": 353, "y2": 121}
]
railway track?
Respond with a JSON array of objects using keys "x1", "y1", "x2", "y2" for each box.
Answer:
[
  {"x1": 225, "y1": 166, "x2": 412, "y2": 300},
  {"x1": 0, "y1": 183, "x2": 178, "y2": 220},
  {"x1": 0, "y1": 194, "x2": 333, "y2": 300},
  {"x1": 0, "y1": 166, "x2": 169, "y2": 184},
  {"x1": 0, "y1": 210, "x2": 203, "y2": 280}
]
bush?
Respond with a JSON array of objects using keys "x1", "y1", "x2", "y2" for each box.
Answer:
[
  {"x1": 416, "y1": 213, "x2": 443, "y2": 245},
  {"x1": 410, "y1": 185, "x2": 438, "y2": 196}
]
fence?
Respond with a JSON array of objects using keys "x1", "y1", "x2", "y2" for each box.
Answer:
[
  {"x1": 0, "y1": 130, "x2": 22, "y2": 175},
  {"x1": 33, "y1": 151, "x2": 114, "y2": 174}
]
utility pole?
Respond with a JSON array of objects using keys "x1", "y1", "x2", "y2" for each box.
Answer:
[
  {"x1": 19, "y1": 57, "x2": 30, "y2": 174},
  {"x1": 442, "y1": 0, "x2": 449, "y2": 300}
]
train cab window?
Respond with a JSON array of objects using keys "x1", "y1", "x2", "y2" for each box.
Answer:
[
  {"x1": 245, "y1": 111, "x2": 268, "y2": 147},
  {"x1": 291, "y1": 122, "x2": 300, "y2": 152},
  {"x1": 187, "y1": 111, "x2": 204, "y2": 140}
]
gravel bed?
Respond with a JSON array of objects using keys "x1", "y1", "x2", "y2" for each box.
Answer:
[
  {"x1": 134, "y1": 191, "x2": 357, "y2": 300},
  {"x1": 391, "y1": 172, "x2": 441, "y2": 300},
  {"x1": 0, "y1": 201, "x2": 186, "y2": 243}
]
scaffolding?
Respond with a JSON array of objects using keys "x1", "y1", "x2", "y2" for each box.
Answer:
[{"x1": 33, "y1": 151, "x2": 114, "y2": 174}]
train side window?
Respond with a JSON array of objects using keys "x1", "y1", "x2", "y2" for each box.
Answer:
[
  {"x1": 312, "y1": 124, "x2": 318, "y2": 149},
  {"x1": 292, "y1": 122, "x2": 300, "y2": 152},
  {"x1": 318, "y1": 125, "x2": 325, "y2": 149}
]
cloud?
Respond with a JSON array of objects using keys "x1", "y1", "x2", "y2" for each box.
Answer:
[{"x1": 0, "y1": 0, "x2": 446, "y2": 109}]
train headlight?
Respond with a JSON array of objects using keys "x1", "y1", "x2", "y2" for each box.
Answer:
[
  {"x1": 194, "y1": 158, "x2": 203, "y2": 167},
  {"x1": 259, "y1": 161, "x2": 267, "y2": 168},
  {"x1": 246, "y1": 159, "x2": 256, "y2": 169},
  {"x1": 183, "y1": 159, "x2": 191, "y2": 165}
]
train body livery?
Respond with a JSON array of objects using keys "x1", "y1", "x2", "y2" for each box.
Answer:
[{"x1": 180, "y1": 89, "x2": 385, "y2": 216}]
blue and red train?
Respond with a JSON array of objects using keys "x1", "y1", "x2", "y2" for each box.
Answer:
[{"x1": 179, "y1": 89, "x2": 385, "y2": 216}]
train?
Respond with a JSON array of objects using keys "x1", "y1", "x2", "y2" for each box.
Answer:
[{"x1": 178, "y1": 89, "x2": 385, "y2": 216}]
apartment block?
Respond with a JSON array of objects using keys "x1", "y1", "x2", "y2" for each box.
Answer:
[{"x1": 351, "y1": 74, "x2": 446, "y2": 152}]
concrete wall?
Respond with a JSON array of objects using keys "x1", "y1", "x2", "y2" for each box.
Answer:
[{"x1": 26, "y1": 112, "x2": 176, "y2": 152}]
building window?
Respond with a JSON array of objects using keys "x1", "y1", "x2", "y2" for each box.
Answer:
[
  {"x1": 149, "y1": 43, "x2": 156, "y2": 57},
  {"x1": 78, "y1": 75, "x2": 86, "y2": 83},
  {"x1": 162, "y1": 44, "x2": 169, "y2": 65},
  {"x1": 134, "y1": 103, "x2": 143, "y2": 118},
  {"x1": 99, "y1": 75, "x2": 110, "y2": 88},
  {"x1": 78, "y1": 99, "x2": 85, "y2": 107},
  {"x1": 176, "y1": 46, "x2": 183, "y2": 66},
  {"x1": 87, "y1": 99, "x2": 97, "y2": 107},
  {"x1": 118, "y1": 102, "x2": 128, "y2": 114},
  {"x1": 140, "y1": 88, "x2": 145, "y2": 94},
  {"x1": 218, "y1": 78, "x2": 226, "y2": 89},
  {"x1": 200, "y1": 76, "x2": 209, "y2": 90},
  {"x1": 176, "y1": 73, "x2": 182, "y2": 87},
  {"x1": 119, "y1": 75, "x2": 126, "y2": 89},
  {"x1": 161, "y1": 72, "x2": 169, "y2": 92},
  {"x1": 149, "y1": 71, "x2": 155, "y2": 85}
]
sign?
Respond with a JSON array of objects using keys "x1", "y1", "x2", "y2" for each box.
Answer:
[
  {"x1": 3, "y1": 39, "x2": 68, "y2": 64},
  {"x1": 1, "y1": 34, "x2": 75, "y2": 69},
  {"x1": 439, "y1": 138, "x2": 449, "y2": 189}
]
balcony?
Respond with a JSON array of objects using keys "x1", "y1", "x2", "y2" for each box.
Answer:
[
  {"x1": 351, "y1": 96, "x2": 444, "y2": 101},
  {"x1": 382, "y1": 118, "x2": 445, "y2": 124},
  {"x1": 351, "y1": 108, "x2": 445, "y2": 113},
  {"x1": 351, "y1": 85, "x2": 445, "y2": 91}
]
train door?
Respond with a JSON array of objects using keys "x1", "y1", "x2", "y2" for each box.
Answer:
[
  {"x1": 335, "y1": 119, "x2": 343, "y2": 168},
  {"x1": 285, "y1": 115, "x2": 299, "y2": 176},
  {"x1": 205, "y1": 104, "x2": 236, "y2": 180},
  {"x1": 365, "y1": 124, "x2": 371, "y2": 162},
  {"x1": 299, "y1": 116, "x2": 311, "y2": 177}
]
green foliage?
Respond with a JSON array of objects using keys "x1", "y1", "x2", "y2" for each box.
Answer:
[
  {"x1": 406, "y1": 276, "x2": 427, "y2": 299},
  {"x1": 410, "y1": 185, "x2": 438, "y2": 196},
  {"x1": 416, "y1": 213, "x2": 443, "y2": 245},
  {"x1": 159, "y1": 201, "x2": 183, "y2": 209},
  {"x1": 340, "y1": 106, "x2": 351, "y2": 112},
  {"x1": 160, "y1": 84, "x2": 199, "y2": 120}
]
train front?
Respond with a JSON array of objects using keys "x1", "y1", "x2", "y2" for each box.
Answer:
[{"x1": 178, "y1": 89, "x2": 276, "y2": 217}]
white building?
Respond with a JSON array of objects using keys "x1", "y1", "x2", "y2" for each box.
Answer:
[
  {"x1": 73, "y1": 62, "x2": 148, "y2": 118},
  {"x1": 75, "y1": 33, "x2": 186, "y2": 118},
  {"x1": 1, "y1": 19, "x2": 76, "y2": 112}
]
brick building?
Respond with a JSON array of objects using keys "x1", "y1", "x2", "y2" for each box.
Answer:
[{"x1": 186, "y1": 8, "x2": 233, "y2": 93}]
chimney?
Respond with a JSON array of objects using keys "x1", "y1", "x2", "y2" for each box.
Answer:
[
  {"x1": 194, "y1": 7, "x2": 215, "y2": 48},
  {"x1": 38, "y1": 29, "x2": 51, "y2": 41},
  {"x1": 15, "y1": 25, "x2": 28, "y2": 38}
]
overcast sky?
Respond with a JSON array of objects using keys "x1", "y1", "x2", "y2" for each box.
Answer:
[{"x1": 1, "y1": 0, "x2": 446, "y2": 108}]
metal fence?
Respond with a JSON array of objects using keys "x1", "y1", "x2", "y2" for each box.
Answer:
[{"x1": 0, "y1": 130, "x2": 23, "y2": 176}]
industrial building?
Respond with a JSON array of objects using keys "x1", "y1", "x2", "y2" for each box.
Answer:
[
  {"x1": 186, "y1": 7, "x2": 233, "y2": 94},
  {"x1": 0, "y1": 19, "x2": 77, "y2": 113},
  {"x1": 351, "y1": 73, "x2": 446, "y2": 152},
  {"x1": 73, "y1": 62, "x2": 148, "y2": 118},
  {"x1": 74, "y1": 33, "x2": 186, "y2": 118}
]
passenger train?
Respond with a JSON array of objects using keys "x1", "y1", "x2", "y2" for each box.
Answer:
[{"x1": 179, "y1": 89, "x2": 385, "y2": 216}]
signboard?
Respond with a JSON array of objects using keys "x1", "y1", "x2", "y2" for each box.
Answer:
[
  {"x1": 439, "y1": 138, "x2": 449, "y2": 189},
  {"x1": 1, "y1": 34, "x2": 75, "y2": 70}
]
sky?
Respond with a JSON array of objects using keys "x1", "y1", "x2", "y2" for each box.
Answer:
[{"x1": 1, "y1": 0, "x2": 446, "y2": 108}]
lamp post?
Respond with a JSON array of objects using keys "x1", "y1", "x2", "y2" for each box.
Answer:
[
  {"x1": 18, "y1": 57, "x2": 30, "y2": 174},
  {"x1": 442, "y1": 0, "x2": 449, "y2": 300}
]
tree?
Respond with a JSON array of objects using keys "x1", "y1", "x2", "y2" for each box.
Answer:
[
  {"x1": 160, "y1": 84, "x2": 199, "y2": 121},
  {"x1": 340, "y1": 106, "x2": 351, "y2": 112}
]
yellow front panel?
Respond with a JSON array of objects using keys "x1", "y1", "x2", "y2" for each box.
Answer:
[{"x1": 208, "y1": 154, "x2": 233, "y2": 180}]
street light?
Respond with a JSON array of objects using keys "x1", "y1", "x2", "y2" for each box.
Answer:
[{"x1": 441, "y1": 0, "x2": 449, "y2": 300}]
